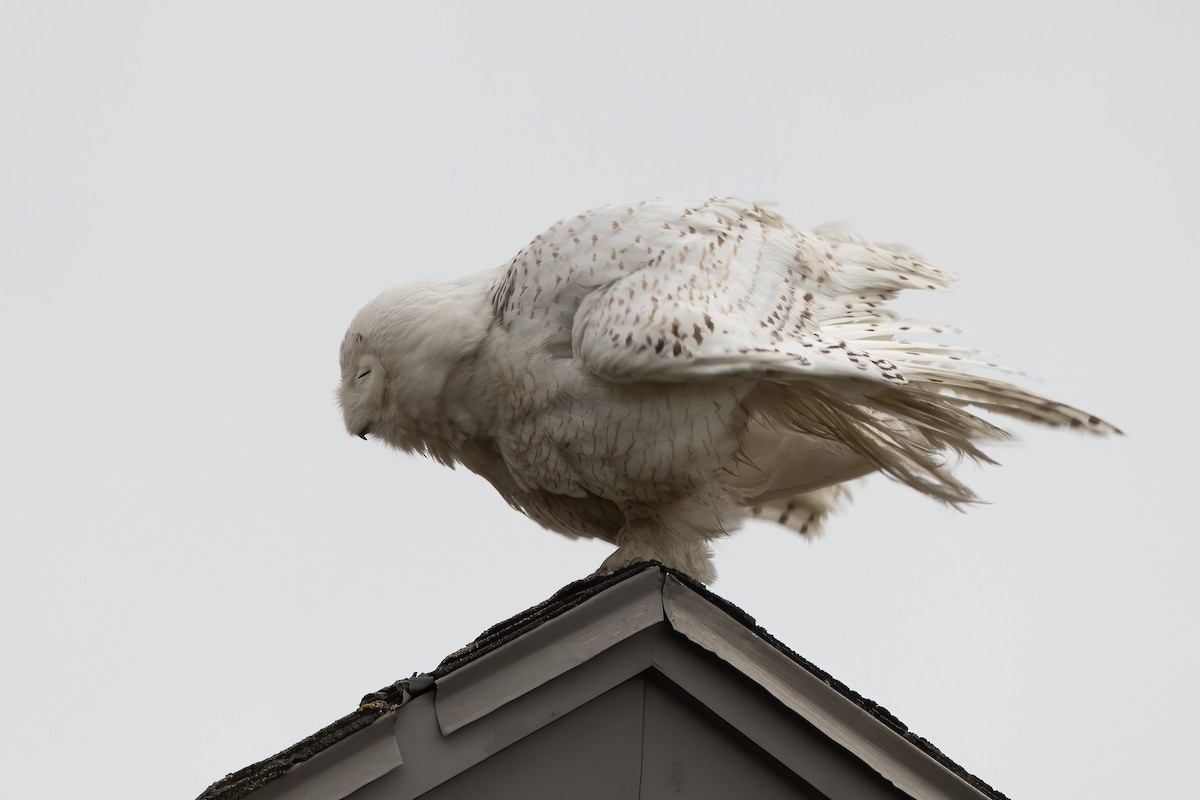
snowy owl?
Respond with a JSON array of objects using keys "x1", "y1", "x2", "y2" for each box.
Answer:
[{"x1": 338, "y1": 198, "x2": 1117, "y2": 583}]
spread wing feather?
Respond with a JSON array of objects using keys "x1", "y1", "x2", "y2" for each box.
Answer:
[{"x1": 492, "y1": 197, "x2": 1117, "y2": 508}]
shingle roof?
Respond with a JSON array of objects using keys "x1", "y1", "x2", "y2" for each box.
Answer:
[{"x1": 197, "y1": 562, "x2": 1008, "y2": 800}]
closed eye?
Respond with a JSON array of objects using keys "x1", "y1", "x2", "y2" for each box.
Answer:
[{"x1": 356, "y1": 369, "x2": 372, "y2": 381}]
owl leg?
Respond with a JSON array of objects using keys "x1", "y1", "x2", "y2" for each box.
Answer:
[
  {"x1": 595, "y1": 495, "x2": 744, "y2": 585},
  {"x1": 597, "y1": 531, "x2": 715, "y2": 585}
]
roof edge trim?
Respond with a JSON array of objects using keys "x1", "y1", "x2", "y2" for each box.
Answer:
[
  {"x1": 661, "y1": 575, "x2": 991, "y2": 800},
  {"x1": 238, "y1": 711, "x2": 401, "y2": 800},
  {"x1": 434, "y1": 567, "x2": 666, "y2": 735}
]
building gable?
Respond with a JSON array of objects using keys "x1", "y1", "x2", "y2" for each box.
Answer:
[{"x1": 199, "y1": 565, "x2": 1007, "y2": 800}]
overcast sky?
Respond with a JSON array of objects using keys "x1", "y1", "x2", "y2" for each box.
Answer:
[{"x1": 2, "y1": 3, "x2": 1195, "y2": 798}]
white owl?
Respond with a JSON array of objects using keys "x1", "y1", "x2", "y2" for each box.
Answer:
[{"x1": 339, "y1": 198, "x2": 1117, "y2": 583}]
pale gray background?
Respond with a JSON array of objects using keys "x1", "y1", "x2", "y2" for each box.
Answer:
[{"x1": 2, "y1": 3, "x2": 1194, "y2": 798}]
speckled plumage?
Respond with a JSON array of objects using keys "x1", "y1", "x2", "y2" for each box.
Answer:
[{"x1": 339, "y1": 198, "x2": 1117, "y2": 582}]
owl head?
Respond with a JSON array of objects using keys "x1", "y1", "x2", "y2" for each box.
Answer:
[{"x1": 338, "y1": 279, "x2": 492, "y2": 459}]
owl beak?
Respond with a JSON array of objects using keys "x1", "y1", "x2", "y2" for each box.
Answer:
[{"x1": 356, "y1": 426, "x2": 371, "y2": 440}]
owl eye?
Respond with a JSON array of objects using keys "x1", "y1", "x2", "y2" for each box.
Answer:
[{"x1": 356, "y1": 368, "x2": 372, "y2": 381}]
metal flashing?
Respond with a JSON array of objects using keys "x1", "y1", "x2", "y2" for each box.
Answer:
[{"x1": 377, "y1": 628, "x2": 663, "y2": 800}]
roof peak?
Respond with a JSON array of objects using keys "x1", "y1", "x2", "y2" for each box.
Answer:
[{"x1": 198, "y1": 562, "x2": 1008, "y2": 800}]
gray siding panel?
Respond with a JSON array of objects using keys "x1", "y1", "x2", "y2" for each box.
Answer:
[{"x1": 641, "y1": 676, "x2": 826, "y2": 800}]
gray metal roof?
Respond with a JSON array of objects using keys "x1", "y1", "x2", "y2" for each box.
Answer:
[{"x1": 197, "y1": 563, "x2": 1009, "y2": 800}]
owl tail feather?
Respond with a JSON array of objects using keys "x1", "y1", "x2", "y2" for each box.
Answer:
[
  {"x1": 764, "y1": 384, "x2": 988, "y2": 506},
  {"x1": 751, "y1": 360, "x2": 1119, "y2": 508},
  {"x1": 747, "y1": 484, "x2": 850, "y2": 539}
]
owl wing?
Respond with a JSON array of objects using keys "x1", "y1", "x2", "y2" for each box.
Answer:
[
  {"x1": 555, "y1": 199, "x2": 1118, "y2": 506},
  {"x1": 570, "y1": 202, "x2": 933, "y2": 387}
]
